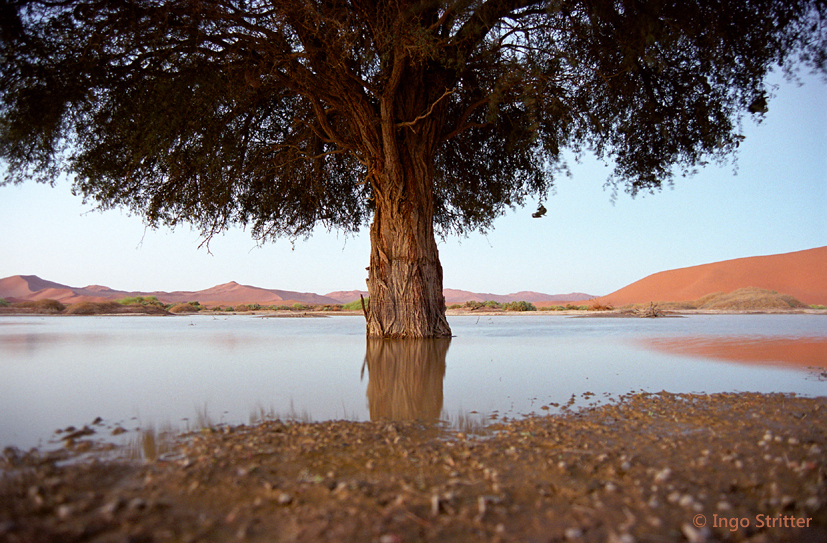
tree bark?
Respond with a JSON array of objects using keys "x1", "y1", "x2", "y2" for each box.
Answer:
[{"x1": 365, "y1": 131, "x2": 452, "y2": 338}]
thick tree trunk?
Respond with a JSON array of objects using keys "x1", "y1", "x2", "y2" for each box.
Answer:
[{"x1": 365, "y1": 137, "x2": 452, "y2": 338}]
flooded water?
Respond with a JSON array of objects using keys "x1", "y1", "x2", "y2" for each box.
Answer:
[{"x1": 1, "y1": 313, "x2": 825, "y2": 450}]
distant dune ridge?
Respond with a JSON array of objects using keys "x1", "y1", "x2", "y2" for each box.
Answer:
[
  {"x1": 599, "y1": 246, "x2": 827, "y2": 306},
  {"x1": 0, "y1": 276, "x2": 590, "y2": 307},
  {"x1": 1, "y1": 246, "x2": 825, "y2": 307}
]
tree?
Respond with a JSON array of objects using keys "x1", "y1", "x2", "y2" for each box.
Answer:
[{"x1": 1, "y1": 0, "x2": 825, "y2": 338}]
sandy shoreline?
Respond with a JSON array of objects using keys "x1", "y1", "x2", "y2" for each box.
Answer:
[
  {"x1": 2, "y1": 391, "x2": 826, "y2": 542},
  {"x1": 2, "y1": 307, "x2": 826, "y2": 317}
]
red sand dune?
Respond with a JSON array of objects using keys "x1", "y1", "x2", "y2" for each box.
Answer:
[{"x1": 599, "y1": 246, "x2": 827, "y2": 306}]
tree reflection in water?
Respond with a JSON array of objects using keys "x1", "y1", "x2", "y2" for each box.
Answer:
[{"x1": 362, "y1": 338, "x2": 450, "y2": 422}]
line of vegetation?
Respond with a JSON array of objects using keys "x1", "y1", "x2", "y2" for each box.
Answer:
[
  {"x1": 623, "y1": 288, "x2": 807, "y2": 311},
  {"x1": 0, "y1": 298, "x2": 9, "y2": 307},
  {"x1": 342, "y1": 298, "x2": 368, "y2": 311},
  {"x1": 538, "y1": 304, "x2": 591, "y2": 311},
  {"x1": 168, "y1": 301, "x2": 202, "y2": 314},
  {"x1": 447, "y1": 300, "x2": 591, "y2": 311},
  {"x1": 116, "y1": 295, "x2": 162, "y2": 306}
]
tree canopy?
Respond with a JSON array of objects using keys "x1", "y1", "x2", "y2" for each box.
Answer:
[{"x1": 2, "y1": 0, "x2": 825, "y2": 337}]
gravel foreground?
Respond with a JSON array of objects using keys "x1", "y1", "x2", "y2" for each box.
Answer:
[{"x1": 2, "y1": 392, "x2": 825, "y2": 543}]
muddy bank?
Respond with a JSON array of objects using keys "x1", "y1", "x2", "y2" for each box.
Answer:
[{"x1": 2, "y1": 392, "x2": 826, "y2": 542}]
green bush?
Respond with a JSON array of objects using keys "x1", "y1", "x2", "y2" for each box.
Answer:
[
  {"x1": 0, "y1": 298, "x2": 9, "y2": 307},
  {"x1": 502, "y1": 300, "x2": 537, "y2": 312},
  {"x1": 116, "y1": 295, "x2": 161, "y2": 306},
  {"x1": 168, "y1": 302, "x2": 200, "y2": 313},
  {"x1": 342, "y1": 298, "x2": 369, "y2": 311}
]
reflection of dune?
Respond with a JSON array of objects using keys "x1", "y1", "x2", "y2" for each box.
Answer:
[
  {"x1": 364, "y1": 339, "x2": 449, "y2": 422},
  {"x1": 641, "y1": 337, "x2": 827, "y2": 369}
]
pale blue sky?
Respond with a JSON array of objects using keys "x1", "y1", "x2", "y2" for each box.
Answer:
[{"x1": 1, "y1": 71, "x2": 825, "y2": 297}]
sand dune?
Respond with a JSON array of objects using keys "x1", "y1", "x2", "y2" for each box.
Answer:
[
  {"x1": 443, "y1": 289, "x2": 593, "y2": 305},
  {"x1": 599, "y1": 246, "x2": 827, "y2": 306},
  {"x1": 2, "y1": 246, "x2": 824, "y2": 308},
  {"x1": 0, "y1": 276, "x2": 594, "y2": 307}
]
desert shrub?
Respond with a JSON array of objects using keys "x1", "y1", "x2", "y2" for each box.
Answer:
[
  {"x1": 0, "y1": 298, "x2": 9, "y2": 307},
  {"x1": 342, "y1": 298, "x2": 368, "y2": 311},
  {"x1": 13, "y1": 299, "x2": 66, "y2": 313},
  {"x1": 503, "y1": 301, "x2": 536, "y2": 312},
  {"x1": 117, "y1": 295, "x2": 162, "y2": 306},
  {"x1": 811, "y1": 305, "x2": 827, "y2": 310},
  {"x1": 483, "y1": 301, "x2": 502, "y2": 308},
  {"x1": 235, "y1": 304, "x2": 251, "y2": 312},
  {"x1": 589, "y1": 301, "x2": 614, "y2": 311},
  {"x1": 65, "y1": 301, "x2": 122, "y2": 315},
  {"x1": 292, "y1": 303, "x2": 306, "y2": 310},
  {"x1": 319, "y1": 305, "x2": 343, "y2": 311},
  {"x1": 168, "y1": 302, "x2": 200, "y2": 313},
  {"x1": 697, "y1": 288, "x2": 805, "y2": 310},
  {"x1": 224, "y1": 306, "x2": 234, "y2": 312}
]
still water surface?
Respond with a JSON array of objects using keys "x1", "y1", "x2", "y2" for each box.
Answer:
[{"x1": 1, "y1": 314, "x2": 825, "y2": 450}]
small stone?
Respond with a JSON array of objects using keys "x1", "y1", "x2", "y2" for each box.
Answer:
[
  {"x1": 100, "y1": 498, "x2": 124, "y2": 518},
  {"x1": 607, "y1": 532, "x2": 635, "y2": 543},
  {"x1": 678, "y1": 494, "x2": 695, "y2": 508},
  {"x1": 653, "y1": 467, "x2": 671, "y2": 483},
  {"x1": 276, "y1": 492, "x2": 292, "y2": 505},
  {"x1": 564, "y1": 527, "x2": 583, "y2": 539},
  {"x1": 681, "y1": 523, "x2": 711, "y2": 543},
  {"x1": 716, "y1": 501, "x2": 732, "y2": 511},
  {"x1": 56, "y1": 504, "x2": 74, "y2": 520}
]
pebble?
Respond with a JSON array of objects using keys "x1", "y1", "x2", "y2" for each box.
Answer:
[
  {"x1": 681, "y1": 523, "x2": 711, "y2": 543},
  {"x1": 716, "y1": 500, "x2": 732, "y2": 511},
  {"x1": 653, "y1": 467, "x2": 671, "y2": 483},
  {"x1": 56, "y1": 504, "x2": 74, "y2": 520},
  {"x1": 564, "y1": 527, "x2": 583, "y2": 539}
]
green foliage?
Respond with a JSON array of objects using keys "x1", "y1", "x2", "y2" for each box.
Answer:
[
  {"x1": 0, "y1": 298, "x2": 9, "y2": 307},
  {"x1": 168, "y1": 302, "x2": 200, "y2": 313},
  {"x1": 2, "y1": 0, "x2": 823, "y2": 240},
  {"x1": 502, "y1": 301, "x2": 537, "y2": 312},
  {"x1": 810, "y1": 305, "x2": 827, "y2": 310},
  {"x1": 117, "y1": 295, "x2": 161, "y2": 306},
  {"x1": 234, "y1": 303, "x2": 262, "y2": 312},
  {"x1": 342, "y1": 298, "x2": 368, "y2": 311}
]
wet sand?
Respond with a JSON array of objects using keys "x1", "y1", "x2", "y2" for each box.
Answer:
[{"x1": 2, "y1": 391, "x2": 826, "y2": 542}]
